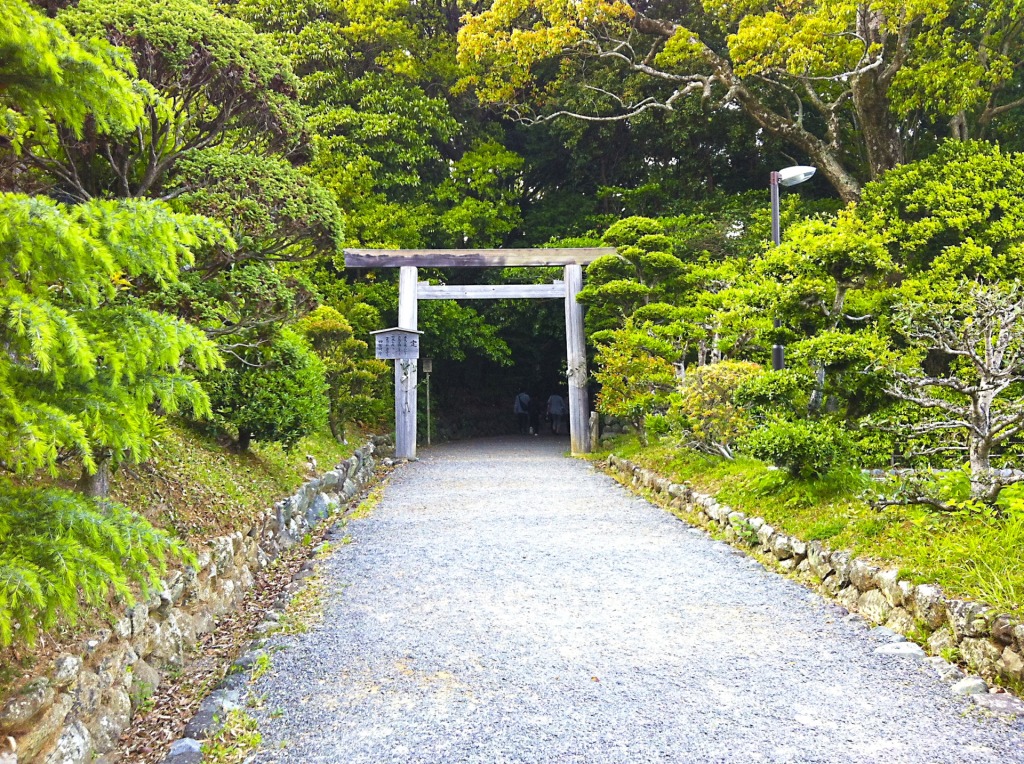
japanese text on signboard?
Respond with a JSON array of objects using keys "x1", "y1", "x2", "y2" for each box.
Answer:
[{"x1": 374, "y1": 331, "x2": 420, "y2": 360}]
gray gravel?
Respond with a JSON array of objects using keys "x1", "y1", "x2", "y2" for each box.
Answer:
[{"x1": 251, "y1": 438, "x2": 1024, "y2": 763}]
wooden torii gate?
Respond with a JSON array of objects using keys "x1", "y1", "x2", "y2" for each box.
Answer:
[{"x1": 345, "y1": 247, "x2": 615, "y2": 459}]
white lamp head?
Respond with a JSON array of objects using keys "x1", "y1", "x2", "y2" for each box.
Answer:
[{"x1": 777, "y1": 165, "x2": 816, "y2": 187}]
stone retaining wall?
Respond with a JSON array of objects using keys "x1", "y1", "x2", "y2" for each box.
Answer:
[
  {"x1": 0, "y1": 444, "x2": 378, "y2": 764},
  {"x1": 605, "y1": 454, "x2": 1024, "y2": 693}
]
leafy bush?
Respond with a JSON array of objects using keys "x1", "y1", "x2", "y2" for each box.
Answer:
[
  {"x1": 295, "y1": 306, "x2": 389, "y2": 441},
  {"x1": 672, "y1": 361, "x2": 764, "y2": 458},
  {"x1": 734, "y1": 368, "x2": 812, "y2": 416},
  {"x1": 740, "y1": 419, "x2": 855, "y2": 478},
  {"x1": 593, "y1": 322, "x2": 679, "y2": 446},
  {"x1": 204, "y1": 330, "x2": 329, "y2": 451},
  {"x1": 0, "y1": 483, "x2": 190, "y2": 647}
]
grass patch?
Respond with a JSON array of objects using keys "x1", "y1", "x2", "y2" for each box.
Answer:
[
  {"x1": 271, "y1": 574, "x2": 329, "y2": 637},
  {"x1": 14, "y1": 419, "x2": 360, "y2": 539},
  {"x1": 201, "y1": 709, "x2": 262, "y2": 764},
  {"x1": 601, "y1": 435, "x2": 1024, "y2": 614},
  {"x1": 250, "y1": 652, "x2": 272, "y2": 682},
  {"x1": 348, "y1": 482, "x2": 385, "y2": 520}
]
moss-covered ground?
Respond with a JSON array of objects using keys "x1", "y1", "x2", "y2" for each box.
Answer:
[{"x1": 599, "y1": 436, "x2": 1024, "y2": 615}]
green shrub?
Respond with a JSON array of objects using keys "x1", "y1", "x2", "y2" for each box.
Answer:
[
  {"x1": 672, "y1": 361, "x2": 764, "y2": 458},
  {"x1": 0, "y1": 483, "x2": 190, "y2": 647},
  {"x1": 805, "y1": 517, "x2": 848, "y2": 540},
  {"x1": 204, "y1": 329, "x2": 329, "y2": 451},
  {"x1": 740, "y1": 418, "x2": 855, "y2": 478},
  {"x1": 295, "y1": 306, "x2": 389, "y2": 442},
  {"x1": 593, "y1": 322, "x2": 679, "y2": 446},
  {"x1": 734, "y1": 368, "x2": 812, "y2": 416}
]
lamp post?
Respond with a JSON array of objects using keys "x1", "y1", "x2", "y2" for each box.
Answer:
[
  {"x1": 421, "y1": 358, "x2": 432, "y2": 446},
  {"x1": 770, "y1": 165, "x2": 816, "y2": 370}
]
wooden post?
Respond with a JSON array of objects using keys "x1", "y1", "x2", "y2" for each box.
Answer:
[
  {"x1": 395, "y1": 266, "x2": 418, "y2": 459},
  {"x1": 564, "y1": 264, "x2": 591, "y2": 454}
]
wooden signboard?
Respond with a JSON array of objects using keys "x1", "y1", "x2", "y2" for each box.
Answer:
[{"x1": 371, "y1": 327, "x2": 423, "y2": 360}]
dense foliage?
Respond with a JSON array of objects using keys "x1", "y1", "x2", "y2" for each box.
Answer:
[
  {"x1": 6, "y1": 0, "x2": 1024, "y2": 647},
  {"x1": 204, "y1": 330, "x2": 330, "y2": 451},
  {"x1": 586, "y1": 143, "x2": 1024, "y2": 513}
]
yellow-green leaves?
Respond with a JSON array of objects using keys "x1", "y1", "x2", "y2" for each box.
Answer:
[
  {"x1": 458, "y1": 0, "x2": 633, "y2": 103},
  {"x1": 858, "y1": 141, "x2": 1024, "y2": 282},
  {"x1": 729, "y1": 5, "x2": 861, "y2": 78},
  {"x1": 655, "y1": 27, "x2": 712, "y2": 71},
  {"x1": 673, "y1": 360, "x2": 764, "y2": 458}
]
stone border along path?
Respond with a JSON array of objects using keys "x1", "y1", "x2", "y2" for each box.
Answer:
[
  {"x1": 246, "y1": 438, "x2": 1023, "y2": 763},
  {"x1": 605, "y1": 453, "x2": 1024, "y2": 708}
]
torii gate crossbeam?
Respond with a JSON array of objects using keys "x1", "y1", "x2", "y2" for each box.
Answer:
[{"x1": 345, "y1": 248, "x2": 615, "y2": 458}]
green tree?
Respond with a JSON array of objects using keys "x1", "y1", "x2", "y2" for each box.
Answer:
[
  {"x1": 26, "y1": 0, "x2": 304, "y2": 201},
  {"x1": 296, "y1": 306, "x2": 389, "y2": 442},
  {"x1": 593, "y1": 320, "x2": 679, "y2": 446},
  {"x1": 856, "y1": 141, "x2": 1024, "y2": 287},
  {"x1": 882, "y1": 283, "x2": 1024, "y2": 507},
  {"x1": 579, "y1": 216, "x2": 686, "y2": 333},
  {"x1": 436, "y1": 139, "x2": 525, "y2": 247},
  {"x1": 166, "y1": 149, "x2": 345, "y2": 339},
  {"x1": 204, "y1": 329, "x2": 329, "y2": 451},
  {"x1": 172, "y1": 149, "x2": 344, "y2": 271},
  {"x1": 0, "y1": 484, "x2": 189, "y2": 647},
  {"x1": 229, "y1": 0, "x2": 462, "y2": 247},
  {"x1": 0, "y1": 194, "x2": 228, "y2": 493},
  {"x1": 459, "y1": 0, "x2": 1024, "y2": 200},
  {"x1": 0, "y1": 0, "x2": 141, "y2": 152},
  {"x1": 0, "y1": 3, "x2": 214, "y2": 648}
]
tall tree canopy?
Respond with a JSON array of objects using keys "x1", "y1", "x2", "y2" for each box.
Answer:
[
  {"x1": 32, "y1": 0, "x2": 305, "y2": 201},
  {"x1": 458, "y1": 0, "x2": 1024, "y2": 201}
]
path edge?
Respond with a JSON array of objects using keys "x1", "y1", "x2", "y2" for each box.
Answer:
[
  {"x1": 598, "y1": 453, "x2": 1024, "y2": 717},
  {"x1": 0, "y1": 442, "x2": 384, "y2": 764}
]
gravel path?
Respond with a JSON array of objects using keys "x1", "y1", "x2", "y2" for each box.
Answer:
[{"x1": 251, "y1": 438, "x2": 1024, "y2": 763}]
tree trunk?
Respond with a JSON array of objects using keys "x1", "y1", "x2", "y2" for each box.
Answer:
[
  {"x1": 851, "y1": 69, "x2": 903, "y2": 179},
  {"x1": 949, "y1": 112, "x2": 969, "y2": 141},
  {"x1": 808, "y1": 366, "x2": 827, "y2": 415},
  {"x1": 632, "y1": 12, "x2": 867, "y2": 201},
  {"x1": 968, "y1": 437, "x2": 999, "y2": 503},
  {"x1": 828, "y1": 285, "x2": 849, "y2": 330},
  {"x1": 328, "y1": 414, "x2": 346, "y2": 444},
  {"x1": 969, "y1": 392, "x2": 999, "y2": 503},
  {"x1": 76, "y1": 450, "x2": 112, "y2": 500},
  {"x1": 723, "y1": 78, "x2": 864, "y2": 201},
  {"x1": 237, "y1": 428, "x2": 252, "y2": 452},
  {"x1": 635, "y1": 416, "x2": 648, "y2": 447}
]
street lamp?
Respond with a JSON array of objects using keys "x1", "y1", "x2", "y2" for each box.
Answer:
[
  {"x1": 421, "y1": 358, "x2": 433, "y2": 446},
  {"x1": 770, "y1": 165, "x2": 816, "y2": 369}
]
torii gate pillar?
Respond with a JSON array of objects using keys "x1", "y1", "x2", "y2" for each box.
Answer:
[
  {"x1": 563, "y1": 263, "x2": 590, "y2": 454},
  {"x1": 395, "y1": 266, "x2": 418, "y2": 459}
]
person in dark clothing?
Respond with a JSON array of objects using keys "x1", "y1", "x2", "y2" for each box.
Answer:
[
  {"x1": 513, "y1": 391, "x2": 531, "y2": 434},
  {"x1": 546, "y1": 392, "x2": 567, "y2": 435}
]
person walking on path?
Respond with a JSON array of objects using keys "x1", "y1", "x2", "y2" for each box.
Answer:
[
  {"x1": 513, "y1": 390, "x2": 531, "y2": 434},
  {"x1": 546, "y1": 391, "x2": 566, "y2": 435}
]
